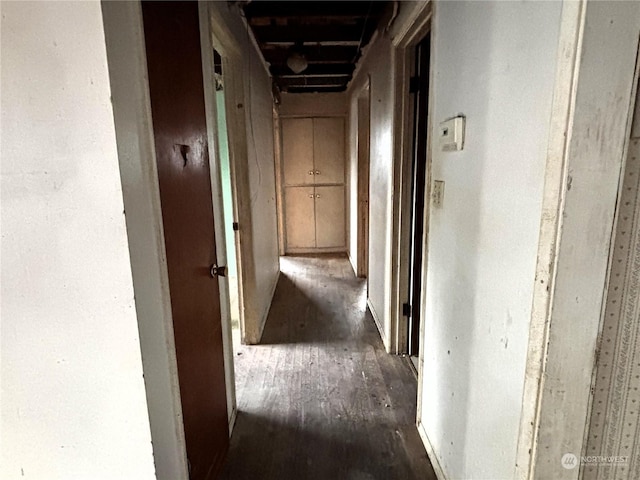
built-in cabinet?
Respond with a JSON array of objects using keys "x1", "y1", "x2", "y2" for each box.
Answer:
[{"x1": 281, "y1": 117, "x2": 346, "y2": 252}]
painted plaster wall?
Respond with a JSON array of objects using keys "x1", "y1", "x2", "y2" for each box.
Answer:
[
  {"x1": 1, "y1": 2, "x2": 156, "y2": 478},
  {"x1": 584, "y1": 89, "x2": 640, "y2": 480},
  {"x1": 216, "y1": 90, "x2": 236, "y2": 276},
  {"x1": 279, "y1": 93, "x2": 348, "y2": 117},
  {"x1": 531, "y1": 3, "x2": 640, "y2": 478},
  {"x1": 245, "y1": 47, "x2": 279, "y2": 332},
  {"x1": 348, "y1": 33, "x2": 395, "y2": 344},
  {"x1": 419, "y1": 2, "x2": 562, "y2": 478},
  {"x1": 348, "y1": 99, "x2": 359, "y2": 272},
  {"x1": 207, "y1": 2, "x2": 279, "y2": 343}
]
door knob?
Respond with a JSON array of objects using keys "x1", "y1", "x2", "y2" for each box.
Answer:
[
  {"x1": 308, "y1": 194, "x2": 314, "y2": 198},
  {"x1": 315, "y1": 170, "x2": 320, "y2": 175},
  {"x1": 316, "y1": 194, "x2": 321, "y2": 198},
  {"x1": 308, "y1": 170, "x2": 314, "y2": 175},
  {"x1": 210, "y1": 264, "x2": 227, "y2": 278}
]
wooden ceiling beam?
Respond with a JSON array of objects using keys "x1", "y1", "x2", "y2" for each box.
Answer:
[
  {"x1": 284, "y1": 86, "x2": 347, "y2": 93},
  {"x1": 262, "y1": 46, "x2": 357, "y2": 65},
  {"x1": 269, "y1": 63, "x2": 354, "y2": 76},
  {"x1": 248, "y1": 15, "x2": 368, "y2": 26},
  {"x1": 244, "y1": 2, "x2": 373, "y2": 19},
  {"x1": 251, "y1": 24, "x2": 363, "y2": 43},
  {"x1": 277, "y1": 77, "x2": 347, "y2": 87},
  {"x1": 261, "y1": 41, "x2": 361, "y2": 47}
]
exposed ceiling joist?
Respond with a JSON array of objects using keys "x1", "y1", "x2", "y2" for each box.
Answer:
[
  {"x1": 243, "y1": 1, "x2": 387, "y2": 94},
  {"x1": 286, "y1": 86, "x2": 346, "y2": 93},
  {"x1": 261, "y1": 41, "x2": 361, "y2": 47},
  {"x1": 269, "y1": 63, "x2": 354, "y2": 77},
  {"x1": 243, "y1": 2, "x2": 378, "y2": 18},
  {"x1": 278, "y1": 77, "x2": 346, "y2": 87},
  {"x1": 250, "y1": 25, "x2": 365, "y2": 43},
  {"x1": 261, "y1": 45, "x2": 358, "y2": 65}
]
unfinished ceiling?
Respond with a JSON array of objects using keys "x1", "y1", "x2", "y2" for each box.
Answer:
[{"x1": 243, "y1": 1, "x2": 387, "y2": 94}]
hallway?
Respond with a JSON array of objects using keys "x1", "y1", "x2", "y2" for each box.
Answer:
[{"x1": 220, "y1": 256, "x2": 436, "y2": 479}]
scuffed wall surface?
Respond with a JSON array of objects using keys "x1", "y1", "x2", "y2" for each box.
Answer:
[
  {"x1": 1, "y1": 2, "x2": 155, "y2": 478},
  {"x1": 584, "y1": 121, "x2": 640, "y2": 480},
  {"x1": 348, "y1": 97, "x2": 359, "y2": 272},
  {"x1": 246, "y1": 41, "x2": 279, "y2": 339},
  {"x1": 348, "y1": 33, "x2": 395, "y2": 345},
  {"x1": 208, "y1": 2, "x2": 280, "y2": 343},
  {"x1": 279, "y1": 93, "x2": 348, "y2": 117},
  {"x1": 532, "y1": 3, "x2": 640, "y2": 477},
  {"x1": 420, "y1": 2, "x2": 561, "y2": 479}
]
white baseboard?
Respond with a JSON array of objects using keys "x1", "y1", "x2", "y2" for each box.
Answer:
[
  {"x1": 285, "y1": 247, "x2": 346, "y2": 254},
  {"x1": 254, "y1": 270, "x2": 280, "y2": 344},
  {"x1": 347, "y1": 250, "x2": 357, "y2": 276},
  {"x1": 367, "y1": 298, "x2": 387, "y2": 346},
  {"x1": 417, "y1": 420, "x2": 447, "y2": 480},
  {"x1": 228, "y1": 405, "x2": 238, "y2": 437}
]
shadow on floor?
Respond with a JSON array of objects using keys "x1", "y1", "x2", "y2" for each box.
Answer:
[{"x1": 221, "y1": 255, "x2": 436, "y2": 480}]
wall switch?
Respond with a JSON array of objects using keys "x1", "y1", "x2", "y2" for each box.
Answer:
[
  {"x1": 439, "y1": 116, "x2": 465, "y2": 151},
  {"x1": 432, "y1": 180, "x2": 445, "y2": 208}
]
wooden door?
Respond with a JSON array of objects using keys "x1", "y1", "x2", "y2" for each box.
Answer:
[
  {"x1": 313, "y1": 118, "x2": 345, "y2": 185},
  {"x1": 282, "y1": 118, "x2": 314, "y2": 186},
  {"x1": 285, "y1": 186, "x2": 316, "y2": 248},
  {"x1": 141, "y1": 3, "x2": 229, "y2": 479},
  {"x1": 315, "y1": 186, "x2": 345, "y2": 248}
]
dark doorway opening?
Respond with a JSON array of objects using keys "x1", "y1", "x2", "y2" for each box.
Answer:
[{"x1": 406, "y1": 33, "x2": 431, "y2": 361}]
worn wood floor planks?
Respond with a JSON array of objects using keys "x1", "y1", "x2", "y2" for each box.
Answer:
[{"x1": 219, "y1": 255, "x2": 436, "y2": 480}]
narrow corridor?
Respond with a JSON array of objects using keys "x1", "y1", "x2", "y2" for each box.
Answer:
[{"x1": 220, "y1": 255, "x2": 436, "y2": 479}]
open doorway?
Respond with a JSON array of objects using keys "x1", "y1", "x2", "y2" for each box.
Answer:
[
  {"x1": 405, "y1": 33, "x2": 431, "y2": 368},
  {"x1": 212, "y1": 48, "x2": 242, "y2": 349}
]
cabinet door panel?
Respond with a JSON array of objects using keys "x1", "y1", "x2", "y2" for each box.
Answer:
[
  {"x1": 282, "y1": 118, "x2": 314, "y2": 186},
  {"x1": 285, "y1": 186, "x2": 316, "y2": 249},
  {"x1": 313, "y1": 117, "x2": 345, "y2": 185},
  {"x1": 315, "y1": 186, "x2": 345, "y2": 248}
]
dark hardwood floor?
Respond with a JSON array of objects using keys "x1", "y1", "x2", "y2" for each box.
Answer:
[{"x1": 219, "y1": 255, "x2": 436, "y2": 480}]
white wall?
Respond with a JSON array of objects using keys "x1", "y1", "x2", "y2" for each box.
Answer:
[
  {"x1": 419, "y1": 2, "x2": 561, "y2": 479},
  {"x1": 348, "y1": 33, "x2": 395, "y2": 344},
  {"x1": 529, "y1": 3, "x2": 640, "y2": 478},
  {"x1": 101, "y1": 2, "x2": 189, "y2": 478},
  {"x1": 348, "y1": 99, "x2": 359, "y2": 272},
  {"x1": 207, "y1": 2, "x2": 280, "y2": 344},
  {"x1": 279, "y1": 93, "x2": 348, "y2": 117},
  {"x1": 1, "y1": 2, "x2": 156, "y2": 479}
]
